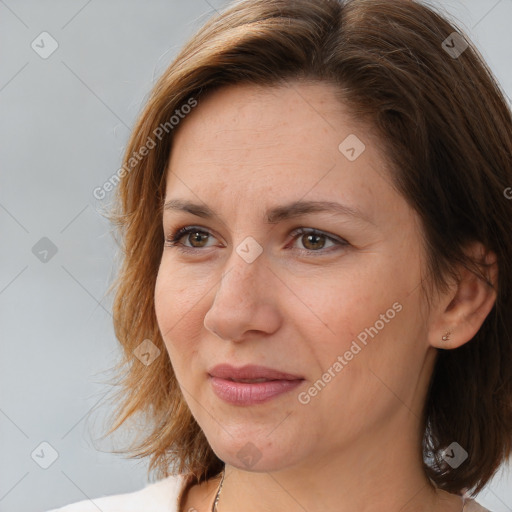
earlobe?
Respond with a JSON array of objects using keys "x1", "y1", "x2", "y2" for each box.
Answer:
[{"x1": 428, "y1": 244, "x2": 498, "y2": 350}]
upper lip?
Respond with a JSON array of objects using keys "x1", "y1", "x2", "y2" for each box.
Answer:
[{"x1": 208, "y1": 364, "x2": 304, "y2": 381}]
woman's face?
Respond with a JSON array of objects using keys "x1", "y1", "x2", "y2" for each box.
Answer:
[{"x1": 155, "y1": 82, "x2": 437, "y2": 472}]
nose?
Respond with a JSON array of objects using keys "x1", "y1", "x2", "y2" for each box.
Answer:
[{"x1": 203, "y1": 250, "x2": 281, "y2": 342}]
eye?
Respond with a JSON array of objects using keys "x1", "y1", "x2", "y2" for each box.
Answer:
[
  {"x1": 164, "y1": 225, "x2": 349, "y2": 255},
  {"x1": 288, "y1": 227, "x2": 348, "y2": 253},
  {"x1": 164, "y1": 226, "x2": 217, "y2": 251}
]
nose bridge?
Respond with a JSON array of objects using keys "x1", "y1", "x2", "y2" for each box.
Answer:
[
  {"x1": 203, "y1": 240, "x2": 279, "y2": 340},
  {"x1": 217, "y1": 238, "x2": 266, "y2": 303}
]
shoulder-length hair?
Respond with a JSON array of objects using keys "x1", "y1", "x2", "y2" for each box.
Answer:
[{"x1": 100, "y1": 0, "x2": 512, "y2": 497}]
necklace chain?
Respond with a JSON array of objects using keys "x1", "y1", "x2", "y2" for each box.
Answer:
[{"x1": 211, "y1": 468, "x2": 226, "y2": 512}]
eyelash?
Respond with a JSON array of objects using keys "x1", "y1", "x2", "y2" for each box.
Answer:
[{"x1": 163, "y1": 225, "x2": 349, "y2": 256}]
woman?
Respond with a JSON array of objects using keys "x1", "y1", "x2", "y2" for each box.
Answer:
[{"x1": 49, "y1": 0, "x2": 512, "y2": 511}]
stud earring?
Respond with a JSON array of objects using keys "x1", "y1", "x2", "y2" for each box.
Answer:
[{"x1": 441, "y1": 331, "x2": 451, "y2": 342}]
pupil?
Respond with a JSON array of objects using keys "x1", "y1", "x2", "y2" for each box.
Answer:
[
  {"x1": 305, "y1": 234, "x2": 324, "y2": 250},
  {"x1": 192, "y1": 232, "x2": 207, "y2": 246}
]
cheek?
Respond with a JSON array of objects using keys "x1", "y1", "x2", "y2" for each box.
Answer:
[
  {"x1": 154, "y1": 262, "x2": 206, "y2": 358},
  {"x1": 154, "y1": 266, "x2": 176, "y2": 333},
  {"x1": 301, "y1": 266, "x2": 412, "y2": 373},
  {"x1": 155, "y1": 260, "x2": 198, "y2": 324},
  {"x1": 295, "y1": 267, "x2": 377, "y2": 330},
  {"x1": 155, "y1": 265, "x2": 188, "y2": 350},
  {"x1": 286, "y1": 274, "x2": 378, "y2": 369}
]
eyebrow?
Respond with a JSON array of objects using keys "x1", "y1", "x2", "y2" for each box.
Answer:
[{"x1": 163, "y1": 198, "x2": 373, "y2": 225}]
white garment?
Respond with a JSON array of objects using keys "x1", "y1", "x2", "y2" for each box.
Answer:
[
  {"x1": 465, "y1": 499, "x2": 493, "y2": 512},
  {"x1": 46, "y1": 474, "x2": 493, "y2": 512},
  {"x1": 46, "y1": 474, "x2": 186, "y2": 512}
]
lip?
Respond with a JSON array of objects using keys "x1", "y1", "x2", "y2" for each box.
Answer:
[
  {"x1": 209, "y1": 377, "x2": 304, "y2": 405},
  {"x1": 208, "y1": 364, "x2": 303, "y2": 381},
  {"x1": 208, "y1": 364, "x2": 305, "y2": 406}
]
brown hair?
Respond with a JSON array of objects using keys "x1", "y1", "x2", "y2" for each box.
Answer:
[{"x1": 99, "y1": 0, "x2": 512, "y2": 497}]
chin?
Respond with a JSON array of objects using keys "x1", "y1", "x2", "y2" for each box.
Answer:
[{"x1": 207, "y1": 432, "x2": 305, "y2": 473}]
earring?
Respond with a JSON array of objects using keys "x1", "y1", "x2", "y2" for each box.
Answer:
[{"x1": 441, "y1": 331, "x2": 451, "y2": 342}]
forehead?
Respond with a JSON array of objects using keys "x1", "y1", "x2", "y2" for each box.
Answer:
[
  {"x1": 170, "y1": 82, "x2": 350, "y2": 154},
  {"x1": 164, "y1": 81, "x2": 405, "y2": 225}
]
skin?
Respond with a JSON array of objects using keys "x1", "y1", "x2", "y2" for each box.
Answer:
[{"x1": 154, "y1": 81, "x2": 497, "y2": 512}]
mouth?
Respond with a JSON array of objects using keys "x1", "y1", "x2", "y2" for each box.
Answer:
[
  {"x1": 208, "y1": 376, "x2": 304, "y2": 405},
  {"x1": 207, "y1": 364, "x2": 305, "y2": 405},
  {"x1": 207, "y1": 363, "x2": 304, "y2": 381}
]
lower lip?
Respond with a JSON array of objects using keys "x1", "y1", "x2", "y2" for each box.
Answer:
[{"x1": 209, "y1": 376, "x2": 304, "y2": 405}]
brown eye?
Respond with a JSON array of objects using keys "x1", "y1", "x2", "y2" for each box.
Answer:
[
  {"x1": 165, "y1": 226, "x2": 217, "y2": 251},
  {"x1": 289, "y1": 228, "x2": 347, "y2": 254},
  {"x1": 300, "y1": 232, "x2": 328, "y2": 251},
  {"x1": 186, "y1": 230, "x2": 210, "y2": 248}
]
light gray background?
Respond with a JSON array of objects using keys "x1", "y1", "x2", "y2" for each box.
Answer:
[{"x1": 0, "y1": 1, "x2": 511, "y2": 511}]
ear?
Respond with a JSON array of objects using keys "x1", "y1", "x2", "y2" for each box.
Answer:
[{"x1": 428, "y1": 242, "x2": 498, "y2": 350}]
